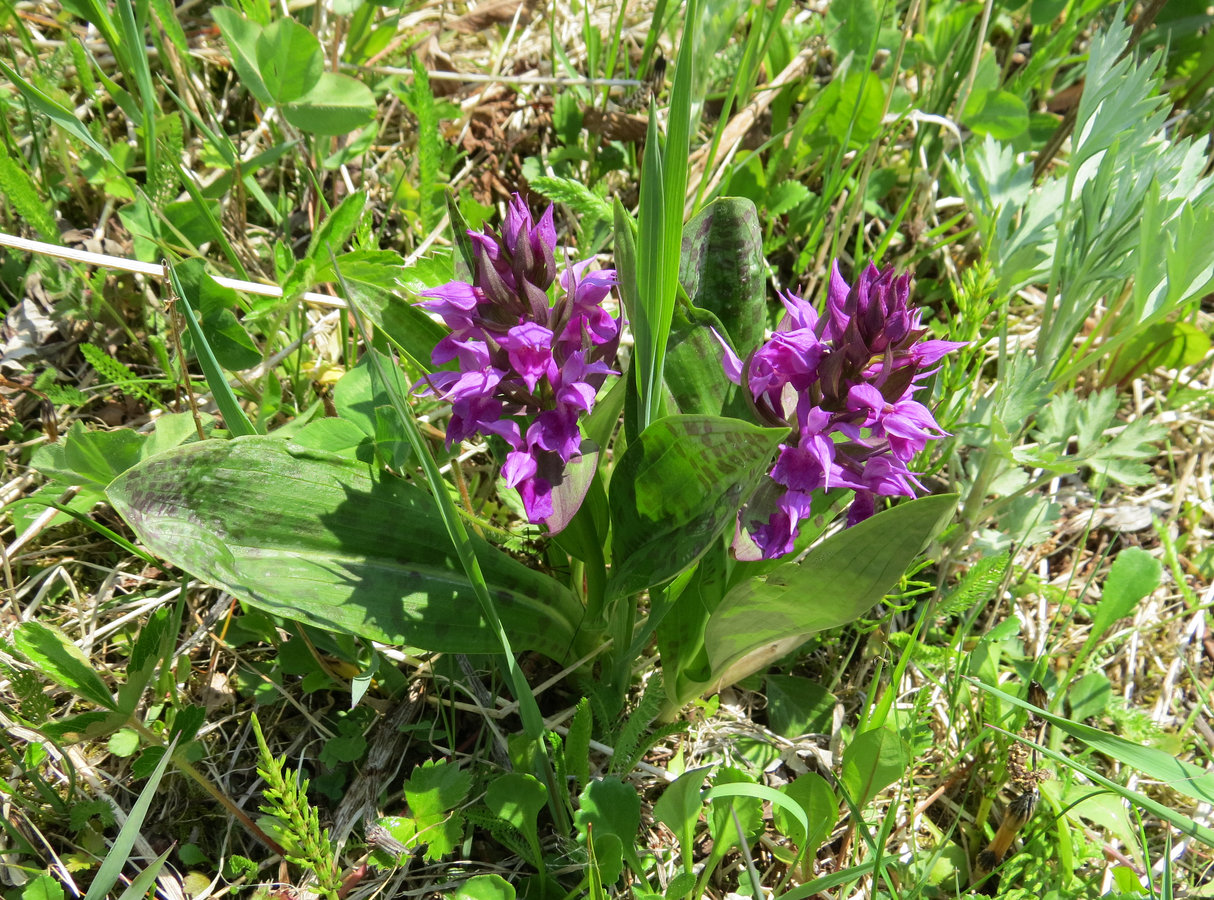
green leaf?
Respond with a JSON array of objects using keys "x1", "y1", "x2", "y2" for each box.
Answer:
[
  {"x1": 766, "y1": 181, "x2": 810, "y2": 219},
  {"x1": 485, "y1": 773, "x2": 546, "y2": 866},
  {"x1": 963, "y1": 89, "x2": 1029, "y2": 140},
  {"x1": 167, "y1": 259, "x2": 258, "y2": 436},
  {"x1": 574, "y1": 778, "x2": 643, "y2": 881},
  {"x1": 1106, "y1": 320, "x2": 1212, "y2": 385},
  {"x1": 306, "y1": 192, "x2": 367, "y2": 272},
  {"x1": 826, "y1": 71, "x2": 884, "y2": 148},
  {"x1": 529, "y1": 174, "x2": 610, "y2": 222},
  {"x1": 1080, "y1": 547, "x2": 1161, "y2": 663},
  {"x1": 123, "y1": 606, "x2": 174, "y2": 703},
  {"x1": 210, "y1": 8, "x2": 272, "y2": 106},
  {"x1": 453, "y1": 875, "x2": 515, "y2": 900},
  {"x1": 704, "y1": 768, "x2": 765, "y2": 855},
  {"x1": 840, "y1": 727, "x2": 911, "y2": 809},
  {"x1": 978, "y1": 680, "x2": 1214, "y2": 829},
  {"x1": 564, "y1": 698, "x2": 593, "y2": 788},
  {"x1": 608, "y1": 415, "x2": 787, "y2": 596},
  {"x1": 586, "y1": 830, "x2": 623, "y2": 890},
  {"x1": 201, "y1": 308, "x2": 262, "y2": 371},
  {"x1": 84, "y1": 736, "x2": 179, "y2": 900},
  {"x1": 405, "y1": 759, "x2": 471, "y2": 859},
  {"x1": 14, "y1": 622, "x2": 117, "y2": 710},
  {"x1": 255, "y1": 16, "x2": 323, "y2": 105},
  {"x1": 336, "y1": 256, "x2": 449, "y2": 371},
  {"x1": 827, "y1": 0, "x2": 878, "y2": 61},
  {"x1": 0, "y1": 143, "x2": 59, "y2": 238},
  {"x1": 403, "y1": 55, "x2": 441, "y2": 230},
  {"x1": 40, "y1": 710, "x2": 128, "y2": 744},
  {"x1": 283, "y1": 72, "x2": 376, "y2": 135},
  {"x1": 702, "y1": 494, "x2": 957, "y2": 693},
  {"x1": 1067, "y1": 670, "x2": 1112, "y2": 722},
  {"x1": 486, "y1": 773, "x2": 546, "y2": 834},
  {"x1": 765, "y1": 676, "x2": 836, "y2": 738},
  {"x1": 60, "y1": 421, "x2": 148, "y2": 487},
  {"x1": 106, "y1": 436, "x2": 583, "y2": 660},
  {"x1": 776, "y1": 773, "x2": 836, "y2": 854},
  {"x1": 634, "y1": 104, "x2": 669, "y2": 429},
  {"x1": 21, "y1": 874, "x2": 65, "y2": 900},
  {"x1": 0, "y1": 59, "x2": 123, "y2": 176},
  {"x1": 674, "y1": 199, "x2": 766, "y2": 397},
  {"x1": 653, "y1": 767, "x2": 710, "y2": 865},
  {"x1": 108, "y1": 728, "x2": 141, "y2": 757},
  {"x1": 290, "y1": 417, "x2": 369, "y2": 459}
]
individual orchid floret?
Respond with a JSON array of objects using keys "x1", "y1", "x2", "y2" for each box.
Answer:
[
  {"x1": 414, "y1": 194, "x2": 621, "y2": 532},
  {"x1": 722, "y1": 260, "x2": 964, "y2": 560}
]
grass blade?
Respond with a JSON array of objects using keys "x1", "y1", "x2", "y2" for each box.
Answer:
[
  {"x1": 83, "y1": 736, "x2": 179, "y2": 900},
  {"x1": 165, "y1": 259, "x2": 258, "y2": 437}
]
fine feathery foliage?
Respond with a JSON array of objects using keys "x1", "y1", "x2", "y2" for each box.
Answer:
[{"x1": 250, "y1": 715, "x2": 343, "y2": 900}]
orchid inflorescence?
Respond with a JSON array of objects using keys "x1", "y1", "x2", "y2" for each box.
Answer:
[
  {"x1": 418, "y1": 194, "x2": 958, "y2": 560},
  {"x1": 415, "y1": 194, "x2": 621, "y2": 529},
  {"x1": 719, "y1": 261, "x2": 965, "y2": 560}
]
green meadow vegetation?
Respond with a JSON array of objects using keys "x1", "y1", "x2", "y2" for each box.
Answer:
[{"x1": 2, "y1": 0, "x2": 1214, "y2": 898}]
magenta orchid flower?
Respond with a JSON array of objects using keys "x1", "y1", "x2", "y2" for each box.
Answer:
[
  {"x1": 721, "y1": 260, "x2": 965, "y2": 559},
  {"x1": 414, "y1": 194, "x2": 621, "y2": 531}
]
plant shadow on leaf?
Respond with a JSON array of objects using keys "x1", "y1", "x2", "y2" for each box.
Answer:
[{"x1": 106, "y1": 436, "x2": 583, "y2": 661}]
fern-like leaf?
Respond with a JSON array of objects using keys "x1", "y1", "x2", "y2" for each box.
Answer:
[
  {"x1": 462, "y1": 806, "x2": 539, "y2": 868},
  {"x1": 405, "y1": 55, "x2": 440, "y2": 233},
  {"x1": 79, "y1": 342, "x2": 159, "y2": 407},
  {"x1": 937, "y1": 553, "x2": 1010, "y2": 619},
  {"x1": 609, "y1": 672, "x2": 666, "y2": 775},
  {"x1": 528, "y1": 175, "x2": 612, "y2": 224}
]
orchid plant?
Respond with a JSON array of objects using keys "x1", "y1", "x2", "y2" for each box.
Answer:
[
  {"x1": 103, "y1": 2, "x2": 960, "y2": 746},
  {"x1": 105, "y1": 190, "x2": 961, "y2": 719}
]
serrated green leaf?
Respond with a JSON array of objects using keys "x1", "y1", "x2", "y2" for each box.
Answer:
[
  {"x1": 14, "y1": 622, "x2": 118, "y2": 710},
  {"x1": 21, "y1": 874, "x2": 65, "y2": 900},
  {"x1": 528, "y1": 175, "x2": 611, "y2": 222},
  {"x1": 766, "y1": 181, "x2": 810, "y2": 218}
]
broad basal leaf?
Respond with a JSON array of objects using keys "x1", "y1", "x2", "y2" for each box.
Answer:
[
  {"x1": 107, "y1": 437, "x2": 583, "y2": 660},
  {"x1": 702, "y1": 494, "x2": 957, "y2": 693},
  {"x1": 608, "y1": 415, "x2": 787, "y2": 597}
]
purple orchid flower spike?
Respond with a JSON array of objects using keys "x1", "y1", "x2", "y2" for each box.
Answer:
[
  {"x1": 723, "y1": 260, "x2": 965, "y2": 561},
  {"x1": 414, "y1": 194, "x2": 621, "y2": 533}
]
